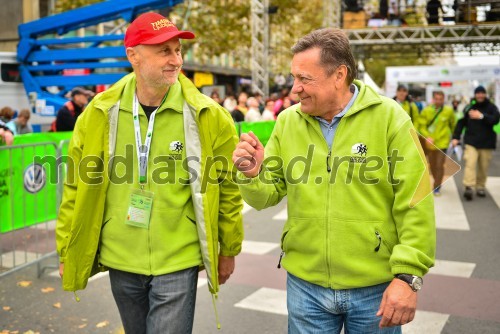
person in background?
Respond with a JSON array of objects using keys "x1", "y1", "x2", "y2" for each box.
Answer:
[
  {"x1": 253, "y1": 91, "x2": 265, "y2": 113},
  {"x1": 394, "y1": 84, "x2": 419, "y2": 125},
  {"x1": 223, "y1": 93, "x2": 237, "y2": 112},
  {"x1": 261, "y1": 99, "x2": 276, "y2": 121},
  {"x1": 6, "y1": 109, "x2": 33, "y2": 135},
  {"x1": 245, "y1": 97, "x2": 262, "y2": 122},
  {"x1": 0, "y1": 106, "x2": 15, "y2": 123},
  {"x1": 210, "y1": 91, "x2": 223, "y2": 105},
  {"x1": 426, "y1": 0, "x2": 445, "y2": 24},
  {"x1": 0, "y1": 120, "x2": 14, "y2": 146},
  {"x1": 452, "y1": 86, "x2": 500, "y2": 200},
  {"x1": 234, "y1": 28, "x2": 435, "y2": 333},
  {"x1": 53, "y1": 87, "x2": 93, "y2": 131},
  {"x1": 417, "y1": 91, "x2": 456, "y2": 196},
  {"x1": 231, "y1": 92, "x2": 248, "y2": 123}
]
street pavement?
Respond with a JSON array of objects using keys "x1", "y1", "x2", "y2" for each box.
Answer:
[{"x1": 1, "y1": 146, "x2": 500, "y2": 334}]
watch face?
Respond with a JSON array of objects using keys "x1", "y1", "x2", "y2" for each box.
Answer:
[{"x1": 412, "y1": 277, "x2": 423, "y2": 291}]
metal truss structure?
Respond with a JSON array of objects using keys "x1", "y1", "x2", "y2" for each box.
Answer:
[
  {"x1": 250, "y1": 0, "x2": 270, "y2": 97},
  {"x1": 347, "y1": 24, "x2": 500, "y2": 56}
]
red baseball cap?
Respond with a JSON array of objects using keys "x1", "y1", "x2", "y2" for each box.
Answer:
[{"x1": 124, "y1": 12, "x2": 195, "y2": 48}]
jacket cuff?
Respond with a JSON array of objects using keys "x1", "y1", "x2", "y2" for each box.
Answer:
[
  {"x1": 391, "y1": 265, "x2": 427, "y2": 277},
  {"x1": 219, "y1": 246, "x2": 241, "y2": 257}
]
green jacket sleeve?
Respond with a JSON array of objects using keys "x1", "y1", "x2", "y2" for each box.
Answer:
[
  {"x1": 388, "y1": 119, "x2": 436, "y2": 277},
  {"x1": 212, "y1": 111, "x2": 244, "y2": 257},
  {"x1": 55, "y1": 109, "x2": 88, "y2": 263},
  {"x1": 237, "y1": 118, "x2": 287, "y2": 210},
  {"x1": 416, "y1": 107, "x2": 431, "y2": 138}
]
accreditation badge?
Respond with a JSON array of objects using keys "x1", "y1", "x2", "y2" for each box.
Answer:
[{"x1": 125, "y1": 188, "x2": 154, "y2": 228}]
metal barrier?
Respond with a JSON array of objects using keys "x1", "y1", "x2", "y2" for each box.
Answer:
[{"x1": 0, "y1": 140, "x2": 68, "y2": 278}]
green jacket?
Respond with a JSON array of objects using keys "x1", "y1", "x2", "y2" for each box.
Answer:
[
  {"x1": 238, "y1": 80, "x2": 435, "y2": 289},
  {"x1": 417, "y1": 104, "x2": 456, "y2": 150},
  {"x1": 396, "y1": 99, "x2": 419, "y2": 125},
  {"x1": 56, "y1": 73, "x2": 243, "y2": 294}
]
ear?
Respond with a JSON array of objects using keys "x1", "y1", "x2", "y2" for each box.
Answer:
[
  {"x1": 126, "y1": 47, "x2": 139, "y2": 67},
  {"x1": 334, "y1": 65, "x2": 348, "y2": 89}
]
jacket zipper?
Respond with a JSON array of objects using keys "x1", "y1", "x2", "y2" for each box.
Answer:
[
  {"x1": 374, "y1": 231, "x2": 382, "y2": 252},
  {"x1": 277, "y1": 251, "x2": 284, "y2": 269}
]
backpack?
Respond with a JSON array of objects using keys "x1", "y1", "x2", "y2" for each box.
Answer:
[{"x1": 50, "y1": 101, "x2": 75, "y2": 132}]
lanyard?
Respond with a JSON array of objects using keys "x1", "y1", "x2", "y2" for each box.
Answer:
[{"x1": 132, "y1": 93, "x2": 163, "y2": 185}]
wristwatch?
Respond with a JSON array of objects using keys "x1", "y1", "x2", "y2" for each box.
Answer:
[{"x1": 395, "y1": 274, "x2": 423, "y2": 292}]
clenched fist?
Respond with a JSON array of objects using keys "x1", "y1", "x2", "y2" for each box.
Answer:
[{"x1": 232, "y1": 131, "x2": 265, "y2": 178}]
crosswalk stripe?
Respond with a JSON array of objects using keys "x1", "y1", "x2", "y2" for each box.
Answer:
[
  {"x1": 434, "y1": 178, "x2": 470, "y2": 230},
  {"x1": 272, "y1": 208, "x2": 287, "y2": 221},
  {"x1": 402, "y1": 310, "x2": 449, "y2": 333},
  {"x1": 429, "y1": 259, "x2": 476, "y2": 278},
  {"x1": 234, "y1": 287, "x2": 287, "y2": 315},
  {"x1": 242, "y1": 202, "x2": 253, "y2": 215},
  {"x1": 235, "y1": 287, "x2": 449, "y2": 333},
  {"x1": 241, "y1": 240, "x2": 280, "y2": 255},
  {"x1": 487, "y1": 176, "x2": 500, "y2": 209}
]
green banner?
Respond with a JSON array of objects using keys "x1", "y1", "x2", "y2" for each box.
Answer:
[{"x1": 0, "y1": 132, "x2": 72, "y2": 233}]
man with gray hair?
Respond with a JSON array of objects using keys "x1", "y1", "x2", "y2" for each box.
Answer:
[
  {"x1": 233, "y1": 28, "x2": 436, "y2": 333},
  {"x1": 57, "y1": 12, "x2": 243, "y2": 333}
]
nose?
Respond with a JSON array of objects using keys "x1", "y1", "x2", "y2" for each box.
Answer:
[{"x1": 291, "y1": 80, "x2": 303, "y2": 95}]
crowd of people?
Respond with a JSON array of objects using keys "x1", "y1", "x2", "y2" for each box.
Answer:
[{"x1": 392, "y1": 84, "x2": 499, "y2": 199}]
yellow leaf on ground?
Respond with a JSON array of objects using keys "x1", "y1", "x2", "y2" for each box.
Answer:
[
  {"x1": 95, "y1": 321, "x2": 109, "y2": 328},
  {"x1": 17, "y1": 281, "x2": 32, "y2": 287},
  {"x1": 2, "y1": 306, "x2": 10, "y2": 311},
  {"x1": 78, "y1": 324, "x2": 87, "y2": 329},
  {"x1": 41, "y1": 287, "x2": 55, "y2": 293},
  {"x1": 53, "y1": 302, "x2": 61, "y2": 309},
  {"x1": 11, "y1": 331, "x2": 20, "y2": 334},
  {"x1": 24, "y1": 330, "x2": 39, "y2": 334}
]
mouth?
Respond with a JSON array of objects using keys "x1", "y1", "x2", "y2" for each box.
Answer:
[{"x1": 300, "y1": 96, "x2": 310, "y2": 102}]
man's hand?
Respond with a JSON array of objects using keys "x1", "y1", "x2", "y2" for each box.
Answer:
[
  {"x1": 0, "y1": 128, "x2": 13, "y2": 146},
  {"x1": 376, "y1": 278, "x2": 417, "y2": 328},
  {"x1": 232, "y1": 132, "x2": 265, "y2": 178},
  {"x1": 469, "y1": 109, "x2": 483, "y2": 120},
  {"x1": 451, "y1": 139, "x2": 460, "y2": 147},
  {"x1": 218, "y1": 255, "x2": 235, "y2": 285},
  {"x1": 426, "y1": 137, "x2": 434, "y2": 145},
  {"x1": 59, "y1": 263, "x2": 64, "y2": 278}
]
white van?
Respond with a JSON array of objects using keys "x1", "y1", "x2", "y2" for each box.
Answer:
[{"x1": 0, "y1": 52, "x2": 54, "y2": 132}]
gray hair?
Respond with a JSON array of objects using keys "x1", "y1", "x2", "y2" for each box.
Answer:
[{"x1": 291, "y1": 28, "x2": 357, "y2": 84}]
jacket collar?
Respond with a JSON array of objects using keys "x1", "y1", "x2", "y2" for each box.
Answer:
[{"x1": 295, "y1": 79, "x2": 383, "y2": 122}]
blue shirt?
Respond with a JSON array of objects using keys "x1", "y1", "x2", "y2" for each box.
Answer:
[{"x1": 315, "y1": 84, "x2": 359, "y2": 149}]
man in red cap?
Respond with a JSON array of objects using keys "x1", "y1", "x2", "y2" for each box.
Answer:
[{"x1": 56, "y1": 12, "x2": 243, "y2": 333}]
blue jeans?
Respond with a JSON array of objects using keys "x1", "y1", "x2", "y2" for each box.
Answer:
[
  {"x1": 287, "y1": 273, "x2": 401, "y2": 334},
  {"x1": 109, "y1": 266, "x2": 198, "y2": 334}
]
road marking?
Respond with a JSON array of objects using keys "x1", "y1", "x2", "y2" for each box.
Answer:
[
  {"x1": 88, "y1": 271, "x2": 109, "y2": 282},
  {"x1": 402, "y1": 310, "x2": 449, "y2": 333},
  {"x1": 487, "y1": 176, "x2": 500, "y2": 209},
  {"x1": 197, "y1": 277, "x2": 208, "y2": 288},
  {"x1": 234, "y1": 287, "x2": 288, "y2": 315},
  {"x1": 0, "y1": 251, "x2": 40, "y2": 268},
  {"x1": 272, "y1": 208, "x2": 287, "y2": 221},
  {"x1": 234, "y1": 287, "x2": 449, "y2": 333},
  {"x1": 242, "y1": 240, "x2": 280, "y2": 255},
  {"x1": 429, "y1": 259, "x2": 476, "y2": 278},
  {"x1": 434, "y1": 178, "x2": 470, "y2": 230},
  {"x1": 242, "y1": 202, "x2": 253, "y2": 215}
]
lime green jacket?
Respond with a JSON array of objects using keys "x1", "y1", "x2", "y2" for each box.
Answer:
[
  {"x1": 398, "y1": 99, "x2": 420, "y2": 125},
  {"x1": 238, "y1": 80, "x2": 435, "y2": 289},
  {"x1": 417, "y1": 104, "x2": 456, "y2": 150},
  {"x1": 56, "y1": 73, "x2": 243, "y2": 294}
]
